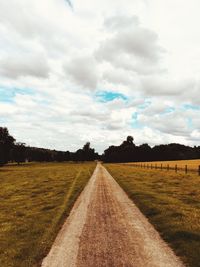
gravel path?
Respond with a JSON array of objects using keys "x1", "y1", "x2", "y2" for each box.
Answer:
[{"x1": 42, "y1": 163, "x2": 184, "y2": 267}]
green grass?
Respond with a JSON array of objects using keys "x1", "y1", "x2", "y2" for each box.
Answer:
[
  {"x1": 0, "y1": 162, "x2": 96, "y2": 267},
  {"x1": 105, "y1": 164, "x2": 200, "y2": 267}
]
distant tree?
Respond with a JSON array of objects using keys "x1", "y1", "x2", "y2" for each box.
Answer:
[
  {"x1": 4, "y1": 126, "x2": 200, "y2": 165},
  {"x1": 83, "y1": 142, "x2": 90, "y2": 152},
  {"x1": 65, "y1": 151, "x2": 71, "y2": 161},
  {"x1": 137, "y1": 144, "x2": 152, "y2": 161},
  {"x1": 120, "y1": 136, "x2": 135, "y2": 147},
  {"x1": 103, "y1": 136, "x2": 136, "y2": 163},
  {"x1": 126, "y1": 136, "x2": 134, "y2": 144},
  {"x1": 12, "y1": 142, "x2": 27, "y2": 165},
  {"x1": 73, "y1": 142, "x2": 98, "y2": 161},
  {"x1": 0, "y1": 127, "x2": 15, "y2": 165}
]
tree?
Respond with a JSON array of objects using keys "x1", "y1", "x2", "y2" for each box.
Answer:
[
  {"x1": 73, "y1": 142, "x2": 98, "y2": 161},
  {"x1": 12, "y1": 142, "x2": 27, "y2": 165},
  {"x1": 137, "y1": 144, "x2": 152, "y2": 161},
  {"x1": 0, "y1": 127, "x2": 15, "y2": 165},
  {"x1": 83, "y1": 142, "x2": 90, "y2": 152},
  {"x1": 126, "y1": 136, "x2": 134, "y2": 144}
]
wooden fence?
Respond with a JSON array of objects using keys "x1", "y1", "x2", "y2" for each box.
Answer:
[{"x1": 122, "y1": 163, "x2": 200, "y2": 176}]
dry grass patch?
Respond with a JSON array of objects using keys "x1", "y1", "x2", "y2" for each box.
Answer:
[
  {"x1": 126, "y1": 159, "x2": 200, "y2": 171},
  {"x1": 0, "y1": 162, "x2": 96, "y2": 267},
  {"x1": 106, "y1": 164, "x2": 200, "y2": 267}
]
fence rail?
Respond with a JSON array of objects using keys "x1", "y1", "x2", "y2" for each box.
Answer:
[{"x1": 121, "y1": 163, "x2": 200, "y2": 176}]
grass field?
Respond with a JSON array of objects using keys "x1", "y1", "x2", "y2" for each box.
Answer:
[
  {"x1": 126, "y1": 159, "x2": 200, "y2": 171},
  {"x1": 106, "y1": 163, "x2": 200, "y2": 267},
  {"x1": 0, "y1": 162, "x2": 96, "y2": 267}
]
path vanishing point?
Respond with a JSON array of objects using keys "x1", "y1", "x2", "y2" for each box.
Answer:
[{"x1": 42, "y1": 163, "x2": 185, "y2": 267}]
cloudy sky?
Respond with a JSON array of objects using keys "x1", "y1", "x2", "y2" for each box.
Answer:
[{"x1": 0, "y1": 0, "x2": 200, "y2": 153}]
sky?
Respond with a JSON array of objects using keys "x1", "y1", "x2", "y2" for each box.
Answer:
[{"x1": 0, "y1": 0, "x2": 200, "y2": 153}]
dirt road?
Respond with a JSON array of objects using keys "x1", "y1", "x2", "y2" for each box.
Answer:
[{"x1": 42, "y1": 163, "x2": 184, "y2": 267}]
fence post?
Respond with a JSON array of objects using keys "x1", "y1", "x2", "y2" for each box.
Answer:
[
  {"x1": 161, "y1": 164, "x2": 162, "y2": 170},
  {"x1": 198, "y1": 165, "x2": 200, "y2": 176},
  {"x1": 185, "y1": 165, "x2": 187, "y2": 174},
  {"x1": 155, "y1": 164, "x2": 157, "y2": 169},
  {"x1": 151, "y1": 164, "x2": 152, "y2": 169},
  {"x1": 175, "y1": 164, "x2": 178, "y2": 173}
]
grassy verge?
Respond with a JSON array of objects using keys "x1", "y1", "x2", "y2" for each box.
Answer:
[
  {"x1": 105, "y1": 164, "x2": 200, "y2": 267},
  {"x1": 125, "y1": 159, "x2": 200, "y2": 170},
  {"x1": 0, "y1": 162, "x2": 96, "y2": 267}
]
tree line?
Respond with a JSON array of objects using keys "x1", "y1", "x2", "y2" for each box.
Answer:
[
  {"x1": 0, "y1": 127, "x2": 99, "y2": 165},
  {"x1": 1, "y1": 127, "x2": 200, "y2": 165},
  {"x1": 102, "y1": 136, "x2": 200, "y2": 162}
]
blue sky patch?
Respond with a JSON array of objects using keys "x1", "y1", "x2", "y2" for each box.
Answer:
[
  {"x1": 138, "y1": 100, "x2": 151, "y2": 110},
  {"x1": 95, "y1": 91, "x2": 128, "y2": 103},
  {"x1": 131, "y1": 112, "x2": 143, "y2": 129},
  {"x1": 187, "y1": 118, "x2": 193, "y2": 129},
  {"x1": 0, "y1": 87, "x2": 35, "y2": 103},
  {"x1": 183, "y1": 104, "x2": 200, "y2": 111},
  {"x1": 65, "y1": 0, "x2": 73, "y2": 8},
  {"x1": 161, "y1": 107, "x2": 175, "y2": 115}
]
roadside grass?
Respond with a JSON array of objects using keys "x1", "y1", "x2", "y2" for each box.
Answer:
[
  {"x1": 105, "y1": 163, "x2": 200, "y2": 267},
  {"x1": 126, "y1": 159, "x2": 200, "y2": 171},
  {"x1": 0, "y1": 162, "x2": 96, "y2": 267}
]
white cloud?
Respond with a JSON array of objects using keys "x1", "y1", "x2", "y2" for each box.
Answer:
[
  {"x1": 0, "y1": 0, "x2": 200, "y2": 153},
  {"x1": 0, "y1": 53, "x2": 50, "y2": 79},
  {"x1": 64, "y1": 55, "x2": 99, "y2": 89},
  {"x1": 96, "y1": 15, "x2": 165, "y2": 74}
]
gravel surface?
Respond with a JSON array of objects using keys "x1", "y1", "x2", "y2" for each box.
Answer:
[{"x1": 42, "y1": 163, "x2": 185, "y2": 267}]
